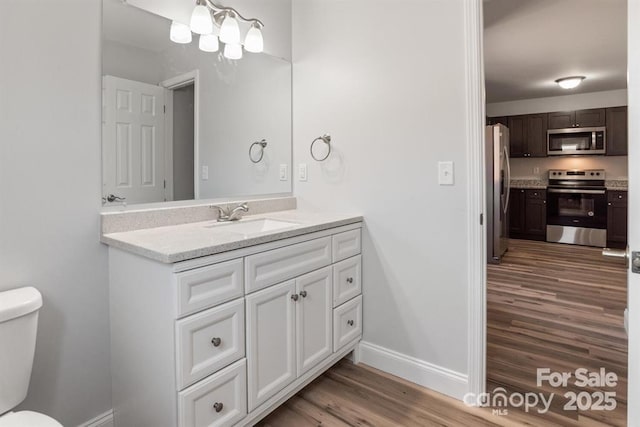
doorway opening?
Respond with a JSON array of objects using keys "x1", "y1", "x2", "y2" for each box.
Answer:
[{"x1": 482, "y1": 1, "x2": 629, "y2": 425}]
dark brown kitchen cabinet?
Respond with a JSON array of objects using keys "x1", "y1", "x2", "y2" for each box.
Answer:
[
  {"x1": 548, "y1": 108, "x2": 606, "y2": 129},
  {"x1": 488, "y1": 116, "x2": 508, "y2": 126},
  {"x1": 606, "y1": 106, "x2": 628, "y2": 156},
  {"x1": 508, "y1": 114, "x2": 547, "y2": 158},
  {"x1": 509, "y1": 189, "x2": 547, "y2": 241},
  {"x1": 607, "y1": 191, "x2": 628, "y2": 248}
]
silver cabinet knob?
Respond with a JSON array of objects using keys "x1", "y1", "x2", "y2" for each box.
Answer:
[
  {"x1": 299, "y1": 291, "x2": 307, "y2": 298},
  {"x1": 347, "y1": 320, "x2": 354, "y2": 326},
  {"x1": 211, "y1": 337, "x2": 221, "y2": 347},
  {"x1": 346, "y1": 277, "x2": 354, "y2": 284},
  {"x1": 213, "y1": 402, "x2": 223, "y2": 413},
  {"x1": 619, "y1": 195, "x2": 623, "y2": 199},
  {"x1": 608, "y1": 202, "x2": 612, "y2": 206},
  {"x1": 291, "y1": 294, "x2": 299, "y2": 302}
]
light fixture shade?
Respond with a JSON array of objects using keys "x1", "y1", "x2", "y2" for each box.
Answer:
[
  {"x1": 199, "y1": 34, "x2": 219, "y2": 52},
  {"x1": 244, "y1": 25, "x2": 264, "y2": 53},
  {"x1": 556, "y1": 76, "x2": 585, "y2": 89},
  {"x1": 170, "y1": 21, "x2": 192, "y2": 44},
  {"x1": 223, "y1": 43, "x2": 243, "y2": 60},
  {"x1": 219, "y1": 14, "x2": 240, "y2": 45},
  {"x1": 190, "y1": 4, "x2": 213, "y2": 35}
]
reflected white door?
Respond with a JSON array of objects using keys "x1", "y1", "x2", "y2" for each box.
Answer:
[
  {"x1": 628, "y1": 1, "x2": 639, "y2": 424},
  {"x1": 102, "y1": 76, "x2": 166, "y2": 204}
]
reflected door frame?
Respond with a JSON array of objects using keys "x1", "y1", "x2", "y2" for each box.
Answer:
[{"x1": 162, "y1": 70, "x2": 201, "y2": 200}]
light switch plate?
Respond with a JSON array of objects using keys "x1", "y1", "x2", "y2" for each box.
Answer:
[
  {"x1": 438, "y1": 161, "x2": 454, "y2": 185},
  {"x1": 279, "y1": 164, "x2": 288, "y2": 181},
  {"x1": 201, "y1": 165, "x2": 209, "y2": 181},
  {"x1": 298, "y1": 164, "x2": 308, "y2": 182}
]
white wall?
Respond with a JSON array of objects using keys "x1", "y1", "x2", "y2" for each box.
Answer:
[
  {"x1": 0, "y1": 0, "x2": 111, "y2": 426},
  {"x1": 293, "y1": 0, "x2": 470, "y2": 396},
  {"x1": 486, "y1": 89, "x2": 627, "y2": 117},
  {"x1": 102, "y1": 39, "x2": 164, "y2": 85}
]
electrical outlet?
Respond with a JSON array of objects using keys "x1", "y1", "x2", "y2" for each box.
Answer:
[
  {"x1": 279, "y1": 164, "x2": 288, "y2": 181},
  {"x1": 298, "y1": 163, "x2": 308, "y2": 182},
  {"x1": 201, "y1": 165, "x2": 209, "y2": 181}
]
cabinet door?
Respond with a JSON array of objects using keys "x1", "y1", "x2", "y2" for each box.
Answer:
[
  {"x1": 525, "y1": 191, "x2": 547, "y2": 237},
  {"x1": 548, "y1": 111, "x2": 575, "y2": 129},
  {"x1": 607, "y1": 191, "x2": 628, "y2": 246},
  {"x1": 575, "y1": 108, "x2": 606, "y2": 127},
  {"x1": 246, "y1": 281, "x2": 296, "y2": 412},
  {"x1": 526, "y1": 114, "x2": 548, "y2": 157},
  {"x1": 508, "y1": 116, "x2": 526, "y2": 157},
  {"x1": 296, "y1": 267, "x2": 333, "y2": 377},
  {"x1": 509, "y1": 189, "x2": 526, "y2": 235},
  {"x1": 606, "y1": 106, "x2": 628, "y2": 156}
]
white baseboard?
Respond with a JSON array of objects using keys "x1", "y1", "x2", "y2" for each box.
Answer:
[
  {"x1": 358, "y1": 341, "x2": 468, "y2": 400},
  {"x1": 77, "y1": 410, "x2": 114, "y2": 427}
]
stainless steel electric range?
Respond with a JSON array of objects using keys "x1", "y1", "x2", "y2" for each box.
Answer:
[{"x1": 546, "y1": 169, "x2": 607, "y2": 247}]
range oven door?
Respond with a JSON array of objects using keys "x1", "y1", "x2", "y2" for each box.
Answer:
[{"x1": 546, "y1": 188, "x2": 607, "y2": 229}]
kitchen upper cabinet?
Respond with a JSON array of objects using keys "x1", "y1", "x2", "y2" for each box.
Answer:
[
  {"x1": 606, "y1": 106, "x2": 628, "y2": 156},
  {"x1": 509, "y1": 189, "x2": 546, "y2": 240},
  {"x1": 548, "y1": 108, "x2": 606, "y2": 129},
  {"x1": 607, "y1": 191, "x2": 628, "y2": 248},
  {"x1": 508, "y1": 114, "x2": 547, "y2": 158}
]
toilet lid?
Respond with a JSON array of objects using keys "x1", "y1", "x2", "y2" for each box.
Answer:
[{"x1": 0, "y1": 411, "x2": 63, "y2": 427}]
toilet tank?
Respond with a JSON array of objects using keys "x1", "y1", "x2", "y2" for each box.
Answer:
[{"x1": 0, "y1": 287, "x2": 43, "y2": 415}]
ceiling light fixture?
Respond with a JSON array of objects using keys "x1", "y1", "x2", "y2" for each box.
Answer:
[
  {"x1": 169, "y1": 1, "x2": 264, "y2": 60},
  {"x1": 555, "y1": 76, "x2": 586, "y2": 90}
]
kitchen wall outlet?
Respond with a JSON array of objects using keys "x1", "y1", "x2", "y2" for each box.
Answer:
[
  {"x1": 438, "y1": 161, "x2": 454, "y2": 185},
  {"x1": 533, "y1": 167, "x2": 540, "y2": 174},
  {"x1": 279, "y1": 164, "x2": 288, "y2": 181},
  {"x1": 298, "y1": 163, "x2": 308, "y2": 182},
  {"x1": 201, "y1": 165, "x2": 209, "y2": 181}
]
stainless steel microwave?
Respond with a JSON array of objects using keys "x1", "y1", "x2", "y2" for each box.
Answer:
[{"x1": 547, "y1": 127, "x2": 606, "y2": 156}]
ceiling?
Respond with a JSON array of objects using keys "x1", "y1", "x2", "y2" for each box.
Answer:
[{"x1": 484, "y1": 0, "x2": 627, "y2": 103}]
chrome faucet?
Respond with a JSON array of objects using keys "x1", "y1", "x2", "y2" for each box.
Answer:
[{"x1": 211, "y1": 203, "x2": 249, "y2": 222}]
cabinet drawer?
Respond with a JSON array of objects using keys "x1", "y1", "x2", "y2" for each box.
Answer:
[
  {"x1": 245, "y1": 237, "x2": 332, "y2": 294},
  {"x1": 332, "y1": 229, "x2": 361, "y2": 262},
  {"x1": 332, "y1": 255, "x2": 362, "y2": 308},
  {"x1": 178, "y1": 359, "x2": 247, "y2": 427},
  {"x1": 176, "y1": 259, "x2": 244, "y2": 318},
  {"x1": 608, "y1": 191, "x2": 627, "y2": 203},
  {"x1": 526, "y1": 189, "x2": 546, "y2": 200},
  {"x1": 176, "y1": 299, "x2": 245, "y2": 390},
  {"x1": 333, "y1": 295, "x2": 362, "y2": 352}
]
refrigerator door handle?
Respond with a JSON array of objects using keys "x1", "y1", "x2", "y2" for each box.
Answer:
[{"x1": 503, "y1": 145, "x2": 511, "y2": 214}]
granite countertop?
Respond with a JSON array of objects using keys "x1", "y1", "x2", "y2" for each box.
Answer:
[
  {"x1": 101, "y1": 210, "x2": 363, "y2": 264},
  {"x1": 510, "y1": 179, "x2": 628, "y2": 191}
]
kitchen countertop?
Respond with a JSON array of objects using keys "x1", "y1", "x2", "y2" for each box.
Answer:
[
  {"x1": 101, "y1": 210, "x2": 363, "y2": 264},
  {"x1": 510, "y1": 179, "x2": 628, "y2": 191}
]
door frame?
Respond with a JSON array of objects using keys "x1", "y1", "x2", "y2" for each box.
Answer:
[{"x1": 161, "y1": 70, "x2": 201, "y2": 200}]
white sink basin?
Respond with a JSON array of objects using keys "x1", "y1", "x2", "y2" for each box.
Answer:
[{"x1": 205, "y1": 218, "x2": 299, "y2": 237}]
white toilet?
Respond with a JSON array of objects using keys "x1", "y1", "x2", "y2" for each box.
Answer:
[{"x1": 0, "y1": 287, "x2": 63, "y2": 427}]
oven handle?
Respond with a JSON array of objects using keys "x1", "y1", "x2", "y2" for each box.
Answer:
[{"x1": 547, "y1": 188, "x2": 606, "y2": 195}]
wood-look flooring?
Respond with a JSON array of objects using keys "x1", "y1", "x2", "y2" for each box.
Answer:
[
  {"x1": 487, "y1": 239, "x2": 628, "y2": 426},
  {"x1": 258, "y1": 239, "x2": 628, "y2": 427}
]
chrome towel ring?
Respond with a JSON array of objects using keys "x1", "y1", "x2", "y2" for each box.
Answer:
[
  {"x1": 310, "y1": 134, "x2": 331, "y2": 161},
  {"x1": 249, "y1": 139, "x2": 267, "y2": 163}
]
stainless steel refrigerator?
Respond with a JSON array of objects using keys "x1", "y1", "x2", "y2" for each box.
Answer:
[{"x1": 486, "y1": 124, "x2": 511, "y2": 263}]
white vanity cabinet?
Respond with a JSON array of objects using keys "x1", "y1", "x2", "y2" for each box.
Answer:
[{"x1": 108, "y1": 222, "x2": 362, "y2": 427}]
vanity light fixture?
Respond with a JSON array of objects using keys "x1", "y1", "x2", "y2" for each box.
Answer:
[
  {"x1": 169, "y1": 21, "x2": 192, "y2": 44},
  {"x1": 170, "y1": 1, "x2": 265, "y2": 58},
  {"x1": 555, "y1": 76, "x2": 586, "y2": 89}
]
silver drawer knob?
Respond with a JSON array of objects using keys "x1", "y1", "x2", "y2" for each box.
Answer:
[
  {"x1": 211, "y1": 337, "x2": 221, "y2": 347},
  {"x1": 347, "y1": 320, "x2": 354, "y2": 326},
  {"x1": 291, "y1": 294, "x2": 299, "y2": 301},
  {"x1": 299, "y1": 291, "x2": 307, "y2": 298},
  {"x1": 346, "y1": 277, "x2": 354, "y2": 284},
  {"x1": 213, "y1": 402, "x2": 223, "y2": 413}
]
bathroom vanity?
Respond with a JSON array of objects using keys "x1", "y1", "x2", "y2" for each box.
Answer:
[{"x1": 102, "y1": 208, "x2": 363, "y2": 427}]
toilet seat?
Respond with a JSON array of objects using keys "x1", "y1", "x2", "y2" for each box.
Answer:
[{"x1": 0, "y1": 411, "x2": 62, "y2": 427}]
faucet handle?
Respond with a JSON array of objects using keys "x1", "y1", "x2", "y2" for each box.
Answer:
[{"x1": 210, "y1": 205, "x2": 230, "y2": 220}]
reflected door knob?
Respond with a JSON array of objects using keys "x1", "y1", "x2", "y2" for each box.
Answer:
[
  {"x1": 347, "y1": 320, "x2": 354, "y2": 326},
  {"x1": 211, "y1": 337, "x2": 221, "y2": 347},
  {"x1": 299, "y1": 291, "x2": 307, "y2": 298},
  {"x1": 213, "y1": 402, "x2": 223, "y2": 413},
  {"x1": 346, "y1": 277, "x2": 354, "y2": 284},
  {"x1": 291, "y1": 294, "x2": 299, "y2": 302}
]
